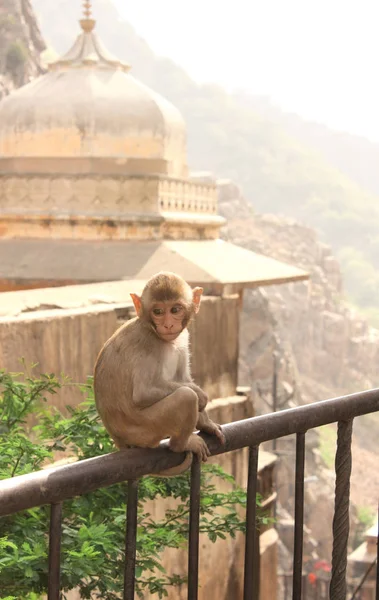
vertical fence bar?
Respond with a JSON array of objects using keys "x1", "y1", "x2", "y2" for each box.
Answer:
[
  {"x1": 243, "y1": 445, "x2": 260, "y2": 600},
  {"x1": 124, "y1": 479, "x2": 139, "y2": 600},
  {"x1": 188, "y1": 456, "x2": 201, "y2": 600},
  {"x1": 329, "y1": 419, "x2": 353, "y2": 600},
  {"x1": 292, "y1": 432, "x2": 306, "y2": 600},
  {"x1": 272, "y1": 353, "x2": 278, "y2": 452},
  {"x1": 48, "y1": 502, "x2": 63, "y2": 600}
]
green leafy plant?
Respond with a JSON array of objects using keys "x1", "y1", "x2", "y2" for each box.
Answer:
[{"x1": 0, "y1": 368, "x2": 268, "y2": 599}]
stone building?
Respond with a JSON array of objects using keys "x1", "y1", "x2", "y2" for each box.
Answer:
[{"x1": 0, "y1": 1, "x2": 306, "y2": 294}]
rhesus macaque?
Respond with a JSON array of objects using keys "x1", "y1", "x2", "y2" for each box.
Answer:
[{"x1": 94, "y1": 271, "x2": 225, "y2": 476}]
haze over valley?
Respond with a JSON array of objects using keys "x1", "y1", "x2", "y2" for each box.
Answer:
[{"x1": 33, "y1": 0, "x2": 379, "y2": 324}]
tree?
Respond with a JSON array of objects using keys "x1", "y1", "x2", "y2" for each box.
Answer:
[
  {"x1": 5, "y1": 41, "x2": 28, "y2": 83},
  {"x1": 0, "y1": 368, "x2": 265, "y2": 599}
]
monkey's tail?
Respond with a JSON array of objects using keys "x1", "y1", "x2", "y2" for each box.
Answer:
[{"x1": 153, "y1": 451, "x2": 193, "y2": 477}]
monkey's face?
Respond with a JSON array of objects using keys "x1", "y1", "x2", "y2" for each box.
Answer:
[{"x1": 150, "y1": 301, "x2": 188, "y2": 341}]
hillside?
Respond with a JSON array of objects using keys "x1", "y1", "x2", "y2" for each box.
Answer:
[
  {"x1": 29, "y1": 0, "x2": 379, "y2": 320},
  {"x1": 238, "y1": 92, "x2": 379, "y2": 198},
  {"x1": 0, "y1": 0, "x2": 45, "y2": 98},
  {"x1": 219, "y1": 180, "x2": 379, "y2": 562}
]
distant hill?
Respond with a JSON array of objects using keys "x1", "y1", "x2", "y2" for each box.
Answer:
[
  {"x1": 31, "y1": 0, "x2": 379, "y2": 317},
  {"x1": 236, "y1": 92, "x2": 379, "y2": 198}
]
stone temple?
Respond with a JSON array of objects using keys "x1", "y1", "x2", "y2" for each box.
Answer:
[{"x1": 0, "y1": 2, "x2": 307, "y2": 294}]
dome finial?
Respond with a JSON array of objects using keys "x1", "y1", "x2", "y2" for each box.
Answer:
[
  {"x1": 80, "y1": 0, "x2": 96, "y2": 33},
  {"x1": 83, "y1": 0, "x2": 92, "y2": 18}
]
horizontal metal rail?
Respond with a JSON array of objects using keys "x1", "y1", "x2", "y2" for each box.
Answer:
[
  {"x1": 1, "y1": 387, "x2": 379, "y2": 517},
  {"x1": 1, "y1": 387, "x2": 379, "y2": 600}
]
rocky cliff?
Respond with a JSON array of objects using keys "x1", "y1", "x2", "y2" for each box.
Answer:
[
  {"x1": 219, "y1": 179, "x2": 379, "y2": 399},
  {"x1": 218, "y1": 179, "x2": 379, "y2": 573},
  {"x1": 0, "y1": 0, "x2": 45, "y2": 99}
]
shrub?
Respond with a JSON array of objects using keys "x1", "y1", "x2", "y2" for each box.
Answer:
[{"x1": 0, "y1": 368, "x2": 266, "y2": 599}]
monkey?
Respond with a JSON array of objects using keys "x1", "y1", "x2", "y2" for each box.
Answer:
[{"x1": 94, "y1": 271, "x2": 225, "y2": 476}]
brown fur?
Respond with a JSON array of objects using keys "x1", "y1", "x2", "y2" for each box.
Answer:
[{"x1": 94, "y1": 272, "x2": 224, "y2": 476}]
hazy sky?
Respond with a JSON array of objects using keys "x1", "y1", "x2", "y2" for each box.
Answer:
[{"x1": 114, "y1": 0, "x2": 379, "y2": 141}]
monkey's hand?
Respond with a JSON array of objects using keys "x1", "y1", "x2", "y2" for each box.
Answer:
[
  {"x1": 186, "y1": 434, "x2": 211, "y2": 462},
  {"x1": 203, "y1": 421, "x2": 225, "y2": 445},
  {"x1": 197, "y1": 412, "x2": 226, "y2": 446}
]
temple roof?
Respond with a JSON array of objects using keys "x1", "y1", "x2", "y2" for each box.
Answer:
[{"x1": 0, "y1": 238, "x2": 308, "y2": 289}]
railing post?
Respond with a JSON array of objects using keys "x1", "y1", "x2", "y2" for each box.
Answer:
[
  {"x1": 124, "y1": 479, "x2": 139, "y2": 600},
  {"x1": 188, "y1": 456, "x2": 201, "y2": 600},
  {"x1": 243, "y1": 445, "x2": 260, "y2": 600},
  {"x1": 48, "y1": 502, "x2": 63, "y2": 600},
  {"x1": 292, "y1": 432, "x2": 306, "y2": 600},
  {"x1": 330, "y1": 419, "x2": 353, "y2": 600}
]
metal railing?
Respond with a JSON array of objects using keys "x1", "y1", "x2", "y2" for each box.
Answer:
[{"x1": 1, "y1": 388, "x2": 379, "y2": 600}]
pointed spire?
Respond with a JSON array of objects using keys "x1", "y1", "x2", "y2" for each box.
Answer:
[{"x1": 80, "y1": 0, "x2": 96, "y2": 33}]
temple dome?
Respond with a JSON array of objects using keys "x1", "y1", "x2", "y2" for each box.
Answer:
[{"x1": 0, "y1": 9, "x2": 188, "y2": 178}]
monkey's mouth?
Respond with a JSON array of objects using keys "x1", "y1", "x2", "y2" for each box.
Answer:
[{"x1": 159, "y1": 331, "x2": 181, "y2": 339}]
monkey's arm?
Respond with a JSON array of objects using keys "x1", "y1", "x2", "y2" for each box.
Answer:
[
  {"x1": 132, "y1": 377, "x2": 188, "y2": 410},
  {"x1": 133, "y1": 376, "x2": 207, "y2": 412}
]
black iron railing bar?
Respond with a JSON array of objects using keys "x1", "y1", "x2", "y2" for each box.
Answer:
[
  {"x1": 292, "y1": 432, "x2": 306, "y2": 600},
  {"x1": 47, "y1": 502, "x2": 62, "y2": 600},
  {"x1": 188, "y1": 457, "x2": 201, "y2": 600},
  {"x1": 243, "y1": 445, "x2": 259, "y2": 600},
  {"x1": 123, "y1": 479, "x2": 138, "y2": 600},
  {"x1": 1, "y1": 389, "x2": 378, "y2": 518}
]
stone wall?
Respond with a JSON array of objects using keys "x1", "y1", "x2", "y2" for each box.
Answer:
[
  {"x1": 0, "y1": 294, "x2": 240, "y2": 410},
  {"x1": 0, "y1": 287, "x2": 277, "y2": 600},
  {"x1": 63, "y1": 396, "x2": 277, "y2": 600}
]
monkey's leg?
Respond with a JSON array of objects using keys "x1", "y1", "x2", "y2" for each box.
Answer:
[
  {"x1": 165, "y1": 388, "x2": 210, "y2": 460},
  {"x1": 143, "y1": 386, "x2": 210, "y2": 476}
]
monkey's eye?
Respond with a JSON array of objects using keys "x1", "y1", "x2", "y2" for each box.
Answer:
[
  {"x1": 152, "y1": 308, "x2": 164, "y2": 316},
  {"x1": 171, "y1": 305, "x2": 183, "y2": 314}
]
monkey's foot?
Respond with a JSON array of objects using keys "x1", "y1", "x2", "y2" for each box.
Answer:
[{"x1": 185, "y1": 434, "x2": 210, "y2": 462}]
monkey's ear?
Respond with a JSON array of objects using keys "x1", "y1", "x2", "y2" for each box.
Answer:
[
  {"x1": 192, "y1": 287, "x2": 203, "y2": 314},
  {"x1": 130, "y1": 293, "x2": 143, "y2": 317}
]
